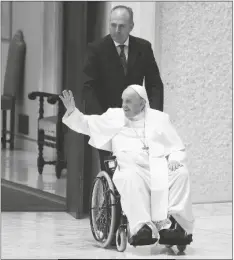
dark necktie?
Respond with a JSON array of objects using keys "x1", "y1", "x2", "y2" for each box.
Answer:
[{"x1": 119, "y1": 45, "x2": 127, "y2": 75}]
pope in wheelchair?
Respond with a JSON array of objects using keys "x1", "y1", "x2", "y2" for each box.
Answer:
[{"x1": 60, "y1": 85, "x2": 194, "y2": 252}]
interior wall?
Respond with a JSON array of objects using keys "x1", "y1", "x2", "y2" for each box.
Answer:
[{"x1": 159, "y1": 2, "x2": 232, "y2": 203}]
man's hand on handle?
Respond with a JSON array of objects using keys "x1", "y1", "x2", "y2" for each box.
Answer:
[{"x1": 59, "y1": 90, "x2": 76, "y2": 115}]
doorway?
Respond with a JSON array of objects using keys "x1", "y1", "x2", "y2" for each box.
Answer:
[{"x1": 63, "y1": 1, "x2": 109, "y2": 218}]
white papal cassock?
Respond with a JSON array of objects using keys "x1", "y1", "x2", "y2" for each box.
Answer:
[{"x1": 62, "y1": 106, "x2": 195, "y2": 238}]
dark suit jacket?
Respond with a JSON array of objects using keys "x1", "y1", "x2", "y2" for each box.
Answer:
[{"x1": 82, "y1": 34, "x2": 164, "y2": 114}]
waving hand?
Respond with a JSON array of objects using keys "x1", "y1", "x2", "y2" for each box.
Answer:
[{"x1": 59, "y1": 90, "x2": 76, "y2": 115}]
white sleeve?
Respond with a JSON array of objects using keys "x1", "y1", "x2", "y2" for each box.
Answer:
[
  {"x1": 163, "y1": 114, "x2": 187, "y2": 162},
  {"x1": 62, "y1": 108, "x2": 91, "y2": 136}
]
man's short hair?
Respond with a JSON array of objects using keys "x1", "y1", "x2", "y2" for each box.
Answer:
[{"x1": 111, "y1": 5, "x2": 134, "y2": 24}]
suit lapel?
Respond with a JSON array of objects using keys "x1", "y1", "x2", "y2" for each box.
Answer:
[{"x1": 105, "y1": 35, "x2": 123, "y2": 69}]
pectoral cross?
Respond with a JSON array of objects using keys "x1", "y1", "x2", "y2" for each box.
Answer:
[{"x1": 142, "y1": 144, "x2": 149, "y2": 151}]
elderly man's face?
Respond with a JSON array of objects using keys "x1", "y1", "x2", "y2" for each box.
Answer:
[
  {"x1": 109, "y1": 8, "x2": 134, "y2": 44},
  {"x1": 122, "y1": 88, "x2": 144, "y2": 118}
]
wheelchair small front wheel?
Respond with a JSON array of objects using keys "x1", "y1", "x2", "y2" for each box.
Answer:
[
  {"x1": 177, "y1": 245, "x2": 186, "y2": 252},
  {"x1": 116, "y1": 227, "x2": 127, "y2": 252}
]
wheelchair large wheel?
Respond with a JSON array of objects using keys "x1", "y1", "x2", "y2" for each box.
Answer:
[{"x1": 89, "y1": 171, "x2": 118, "y2": 248}]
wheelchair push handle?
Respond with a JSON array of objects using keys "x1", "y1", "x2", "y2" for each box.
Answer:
[{"x1": 104, "y1": 156, "x2": 118, "y2": 174}]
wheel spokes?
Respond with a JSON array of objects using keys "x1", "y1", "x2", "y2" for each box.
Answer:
[{"x1": 91, "y1": 177, "x2": 114, "y2": 242}]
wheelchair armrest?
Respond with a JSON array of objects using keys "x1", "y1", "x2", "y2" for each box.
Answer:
[{"x1": 104, "y1": 155, "x2": 117, "y2": 174}]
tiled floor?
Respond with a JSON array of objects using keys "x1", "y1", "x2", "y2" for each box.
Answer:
[
  {"x1": 1, "y1": 148, "x2": 66, "y2": 197},
  {"x1": 2, "y1": 203, "x2": 232, "y2": 259}
]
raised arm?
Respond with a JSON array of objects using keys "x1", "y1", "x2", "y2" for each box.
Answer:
[
  {"x1": 59, "y1": 90, "x2": 120, "y2": 152},
  {"x1": 60, "y1": 90, "x2": 91, "y2": 136}
]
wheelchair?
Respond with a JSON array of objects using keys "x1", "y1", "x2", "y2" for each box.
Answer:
[{"x1": 89, "y1": 155, "x2": 191, "y2": 252}]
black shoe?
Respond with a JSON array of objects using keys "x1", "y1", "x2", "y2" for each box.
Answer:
[
  {"x1": 129, "y1": 224, "x2": 153, "y2": 246},
  {"x1": 160, "y1": 228, "x2": 183, "y2": 240},
  {"x1": 187, "y1": 234, "x2": 193, "y2": 244},
  {"x1": 159, "y1": 228, "x2": 193, "y2": 246},
  {"x1": 159, "y1": 228, "x2": 183, "y2": 245}
]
